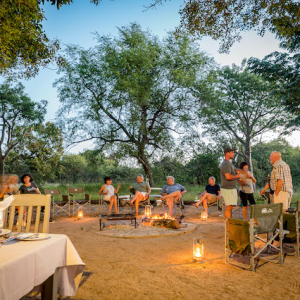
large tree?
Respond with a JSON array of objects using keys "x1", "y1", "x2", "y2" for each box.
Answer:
[
  {"x1": 149, "y1": 0, "x2": 300, "y2": 53},
  {"x1": 0, "y1": 80, "x2": 47, "y2": 174},
  {"x1": 55, "y1": 23, "x2": 213, "y2": 185},
  {"x1": 193, "y1": 62, "x2": 292, "y2": 170},
  {"x1": 0, "y1": 0, "x2": 99, "y2": 78}
]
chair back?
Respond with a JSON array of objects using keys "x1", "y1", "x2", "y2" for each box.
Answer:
[
  {"x1": 68, "y1": 187, "x2": 84, "y2": 195},
  {"x1": 3, "y1": 194, "x2": 51, "y2": 233},
  {"x1": 250, "y1": 203, "x2": 283, "y2": 234},
  {"x1": 44, "y1": 188, "x2": 61, "y2": 196}
]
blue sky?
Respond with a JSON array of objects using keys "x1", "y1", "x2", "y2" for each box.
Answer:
[{"x1": 15, "y1": 0, "x2": 297, "y2": 151}]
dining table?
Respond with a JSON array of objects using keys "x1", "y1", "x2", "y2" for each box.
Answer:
[{"x1": 0, "y1": 233, "x2": 85, "y2": 300}]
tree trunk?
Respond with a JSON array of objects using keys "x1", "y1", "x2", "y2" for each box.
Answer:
[
  {"x1": 0, "y1": 156, "x2": 4, "y2": 175},
  {"x1": 244, "y1": 137, "x2": 253, "y2": 171},
  {"x1": 137, "y1": 155, "x2": 154, "y2": 187}
]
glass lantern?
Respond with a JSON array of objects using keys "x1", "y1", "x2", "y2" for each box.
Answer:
[
  {"x1": 145, "y1": 205, "x2": 151, "y2": 218},
  {"x1": 201, "y1": 209, "x2": 207, "y2": 221},
  {"x1": 78, "y1": 207, "x2": 83, "y2": 220},
  {"x1": 193, "y1": 237, "x2": 204, "y2": 263}
]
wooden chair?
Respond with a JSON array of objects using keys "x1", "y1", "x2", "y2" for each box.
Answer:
[
  {"x1": 44, "y1": 188, "x2": 70, "y2": 217},
  {"x1": 67, "y1": 187, "x2": 91, "y2": 216},
  {"x1": 3, "y1": 194, "x2": 51, "y2": 233}
]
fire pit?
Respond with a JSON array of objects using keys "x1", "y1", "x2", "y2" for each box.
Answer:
[{"x1": 142, "y1": 213, "x2": 184, "y2": 229}]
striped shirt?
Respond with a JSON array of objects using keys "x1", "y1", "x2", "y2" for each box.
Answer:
[{"x1": 270, "y1": 160, "x2": 293, "y2": 193}]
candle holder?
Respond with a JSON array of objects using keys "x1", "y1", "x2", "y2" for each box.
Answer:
[
  {"x1": 201, "y1": 209, "x2": 207, "y2": 221},
  {"x1": 193, "y1": 237, "x2": 204, "y2": 263},
  {"x1": 145, "y1": 205, "x2": 151, "y2": 218},
  {"x1": 78, "y1": 207, "x2": 83, "y2": 220}
]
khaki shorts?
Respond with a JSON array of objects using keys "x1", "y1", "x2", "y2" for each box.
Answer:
[
  {"x1": 274, "y1": 191, "x2": 291, "y2": 210},
  {"x1": 221, "y1": 188, "x2": 237, "y2": 206},
  {"x1": 207, "y1": 194, "x2": 218, "y2": 204}
]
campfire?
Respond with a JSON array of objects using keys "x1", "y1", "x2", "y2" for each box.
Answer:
[{"x1": 142, "y1": 213, "x2": 183, "y2": 229}]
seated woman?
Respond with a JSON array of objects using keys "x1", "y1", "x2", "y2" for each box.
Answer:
[
  {"x1": 238, "y1": 162, "x2": 256, "y2": 220},
  {"x1": 98, "y1": 176, "x2": 120, "y2": 214},
  {"x1": 192, "y1": 177, "x2": 221, "y2": 217},
  {"x1": 18, "y1": 173, "x2": 41, "y2": 195}
]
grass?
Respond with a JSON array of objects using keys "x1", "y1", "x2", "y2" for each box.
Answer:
[{"x1": 42, "y1": 182, "x2": 300, "y2": 205}]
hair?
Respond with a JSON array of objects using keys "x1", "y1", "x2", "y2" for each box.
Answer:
[
  {"x1": 239, "y1": 162, "x2": 248, "y2": 170},
  {"x1": 104, "y1": 176, "x2": 112, "y2": 184},
  {"x1": 20, "y1": 173, "x2": 34, "y2": 184},
  {"x1": 167, "y1": 176, "x2": 175, "y2": 181},
  {"x1": 137, "y1": 174, "x2": 144, "y2": 180},
  {"x1": 209, "y1": 176, "x2": 215, "y2": 182}
]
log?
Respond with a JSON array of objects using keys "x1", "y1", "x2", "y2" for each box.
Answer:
[{"x1": 142, "y1": 218, "x2": 180, "y2": 229}]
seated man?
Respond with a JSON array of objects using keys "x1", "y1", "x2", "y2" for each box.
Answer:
[
  {"x1": 192, "y1": 177, "x2": 221, "y2": 217},
  {"x1": 160, "y1": 176, "x2": 186, "y2": 217},
  {"x1": 128, "y1": 174, "x2": 151, "y2": 216}
]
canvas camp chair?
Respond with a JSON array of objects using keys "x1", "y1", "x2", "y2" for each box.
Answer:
[
  {"x1": 225, "y1": 203, "x2": 284, "y2": 272},
  {"x1": 67, "y1": 187, "x2": 91, "y2": 216},
  {"x1": 199, "y1": 195, "x2": 224, "y2": 216},
  {"x1": 44, "y1": 188, "x2": 70, "y2": 217},
  {"x1": 126, "y1": 188, "x2": 150, "y2": 215},
  {"x1": 161, "y1": 195, "x2": 184, "y2": 215},
  {"x1": 3, "y1": 194, "x2": 51, "y2": 233},
  {"x1": 277, "y1": 200, "x2": 300, "y2": 257}
]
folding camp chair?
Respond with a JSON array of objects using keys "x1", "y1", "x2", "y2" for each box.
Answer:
[
  {"x1": 44, "y1": 188, "x2": 70, "y2": 217},
  {"x1": 126, "y1": 192, "x2": 150, "y2": 215},
  {"x1": 67, "y1": 187, "x2": 91, "y2": 216},
  {"x1": 3, "y1": 194, "x2": 51, "y2": 233},
  {"x1": 225, "y1": 203, "x2": 284, "y2": 272},
  {"x1": 279, "y1": 200, "x2": 300, "y2": 257},
  {"x1": 162, "y1": 195, "x2": 184, "y2": 215},
  {"x1": 199, "y1": 195, "x2": 224, "y2": 216}
]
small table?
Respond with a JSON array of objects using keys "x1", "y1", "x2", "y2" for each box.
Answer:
[{"x1": 99, "y1": 214, "x2": 136, "y2": 231}]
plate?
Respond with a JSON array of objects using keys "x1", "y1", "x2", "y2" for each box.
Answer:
[
  {"x1": 0, "y1": 229, "x2": 11, "y2": 236},
  {"x1": 16, "y1": 233, "x2": 51, "y2": 241}
]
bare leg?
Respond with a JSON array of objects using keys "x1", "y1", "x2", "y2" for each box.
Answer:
[
  {"x1": 108, "y1": 198, "x2": 114, "y2": 214},
  {"x1": 224, "y1": 205, "x2": 233, "y2": 219},
  {"x1": 161, "y1": 190, "x2": 181, "y2": 201},
  {"x1": 242, "y1": 206, "x2": 247, "y2": 220},
  {"x1": 133, "y1": 192, "x2": 144, "y2": 216},
  {"x1": 112, "y1": 195, "x2": 118, "y2": 214},
  {"x1": 167, "y1": 197, "x2": 174, "y2": 217},
  {"x1": 203, "y1": 199, "x2": 208, "y2": 215},
  {"x1": 194, "y1": 192, "x2": 209, "y2": 207}
]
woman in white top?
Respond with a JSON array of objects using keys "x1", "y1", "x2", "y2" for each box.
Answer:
[{"x1": 98, "y1": 176, "x2": 120, "y2": 214}]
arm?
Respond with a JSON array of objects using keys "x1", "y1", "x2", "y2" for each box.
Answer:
[
  {"x1": 248, "y1": 172, "x2": 257, "y2": 183},
  {"x1": 98, "y1": 185, "x2": 107, "y2": 195},
  {"x1": 181, "y1": 189, "x2": 186, "y2": 196},
  {"x1": 115, "y1": 183, "x2": 120, "y2": 194},
  {"x1": 275, "y1": 179, "x2": 283, "y2": 196},
  {"x1": 260, "y1": 183, "x2": 269, "y2": 196},
  {"x1": 225, "y1": 173, "x2": 241, "y2": 180},
  {"x1": 217, "y1": 190, "x2": 221, "y2": 200},
  {"x1": 36, "y1": 188, "x2": 41, "y2": 195}
]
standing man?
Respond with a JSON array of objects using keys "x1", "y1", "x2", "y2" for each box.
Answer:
[
  {"x1": 220, "y1": 148, "x2": 241, "y2": 219},
  {"x1": 269, "y1": 151, "x2": 293, "y2": 211}
]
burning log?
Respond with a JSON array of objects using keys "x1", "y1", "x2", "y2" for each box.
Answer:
[{"x1": 142, "y1": 213, "x2": 182, "y2": 229}]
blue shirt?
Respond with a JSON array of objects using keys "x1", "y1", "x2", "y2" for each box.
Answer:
[{"x1": 161, "y1": 183, "x2": 186, "y2": 195}]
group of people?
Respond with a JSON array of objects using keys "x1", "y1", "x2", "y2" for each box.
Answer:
[
  {"x1": 0, "y1": 173, "x2": 41, "y2": 199},
  {"x1": 100, "y1": 147, "x2": 293, "y2": 219}
]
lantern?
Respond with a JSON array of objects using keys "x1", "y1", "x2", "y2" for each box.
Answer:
[
  {"x1": 78, "y1": 207, "x2": 83, "y2": 220},
  {"x1": 193, "y1": 237, "x2": 204, "y2": 263},
  {"x1": 145, "y1": 205, "x2": 151, "y2": 218},
  {"x1": 201, "y1": 209, "x2": 207, "y2": 221}
]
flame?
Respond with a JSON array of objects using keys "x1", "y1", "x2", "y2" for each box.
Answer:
[
  {"x1": 151, "y1": 213, "x2": 175, "y2": 220},
  {"x1": 195, "y1": 248, "x2": 202, "y2": 258}
]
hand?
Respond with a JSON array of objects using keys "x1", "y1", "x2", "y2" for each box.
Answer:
[
  {"x1": 259, "y1": 191, "x2": 263, "y2": 196},
  {"x1": 217, "y1": 195, "x2": 221, "y2": 200},
  {"x1": 236, "y1": 173, "x2": 241, "y2": 179},
  {"x1": 129, "y1": 186, "x2": 133, "y2": 189},
  {"x1": 117, "y1": 182, "x2": 120, "y2": 187}
]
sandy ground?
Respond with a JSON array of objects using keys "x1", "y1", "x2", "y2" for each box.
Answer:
[{"x1": 49, "y1": 205, "x2": 300, "y2": 300}]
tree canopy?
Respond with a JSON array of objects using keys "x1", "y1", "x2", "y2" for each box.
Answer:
[
  {"x1": 150, "y1": 0, "x2": 300, "y2": 53},
  {"x1": 193, "y1": 62, "x2": 292, "y2": 170},
  {"x1": 0, "y1": 80, "x2": 47, "y2": 174},
  {"x1": 55, "y1": 23, "x2": 213, "y2": 185}
]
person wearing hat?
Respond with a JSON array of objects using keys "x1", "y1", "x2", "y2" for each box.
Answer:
[{"x1": 220, "y1": 148, "x2": 241, "y2": 219}]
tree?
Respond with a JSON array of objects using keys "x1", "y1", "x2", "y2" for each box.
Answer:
[
  {"x1": 248, "y1": 52, "x2": 300, "y2": 127},
  {"x1": 5, "y1": 122, "x2": 64, "y2": 185},
  {"x1": 55, "y1": 23, "x2": 213, "y2": 185},
  {"x1": 0, "y1": 80, "x2": 47, "y2": 174},
  {"x1": 0, "y1": 0, "x2": 99, "y2": 78},
  {"x1": 193, "y1": 62, "x2": 292, "y2": 171},
  {"x1": 149, "y1": 0, "x2": 300, "y2": 53}
]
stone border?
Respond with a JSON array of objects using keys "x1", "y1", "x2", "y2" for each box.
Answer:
[{"x1": 94, "y1": 222, "x2": 197, "y2": 239}]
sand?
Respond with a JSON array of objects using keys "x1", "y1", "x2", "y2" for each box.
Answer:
[{"x1": 49, "y1": 205, "x2": 300, "y2": 300}]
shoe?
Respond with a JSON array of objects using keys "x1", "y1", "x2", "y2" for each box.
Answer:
[{"x1": 49, "y1": 219, "x2": 55, "y2": 223}]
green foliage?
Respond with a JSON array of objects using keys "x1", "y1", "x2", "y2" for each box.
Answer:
[
  {"x1": 194, "y1": 62, "x2": 292, "y2": 170},
  {"x1": 55, "y1": 23, "x2": 213, "y2": 184},
  {"x1": 173, "y1": 0, "x2": 300, "y2": 53},
  {"x1": 0, "y1": 80, "x2": 47, "y2": 174},
  {"x1": 248, "y1": 52, "x2": 300, "y2": 128}
]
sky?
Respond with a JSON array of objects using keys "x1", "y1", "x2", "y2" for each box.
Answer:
[{"x1": 14, "y1": 0, "x2": 299, "y2": 152}]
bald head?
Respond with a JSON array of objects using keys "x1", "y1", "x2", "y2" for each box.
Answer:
[{"x1": 270, "y1": 151, "x2": 282, "y2": 165}]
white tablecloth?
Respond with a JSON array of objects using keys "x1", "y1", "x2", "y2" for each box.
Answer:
[{"x1": 0, "y1": 234, "x2": 85, "y2": 300}]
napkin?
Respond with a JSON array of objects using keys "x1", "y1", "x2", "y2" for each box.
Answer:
[{"x1": 0, "y1": 195, "x2": 15, "y2": 211}]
